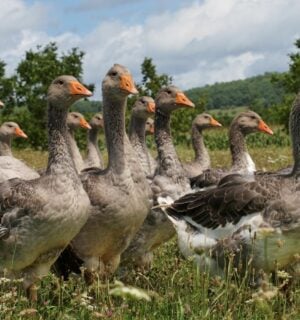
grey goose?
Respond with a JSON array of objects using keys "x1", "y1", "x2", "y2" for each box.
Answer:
[
  {"x1": 84, "y1": 113, "x2": 104, "y2": 169},
  {"x1": 183, "y1": 113, "x2": 222, "y2": 179},
  {"x1": 121, "y1": 86, "x2": 195, "y2": 270},
  {"x1": 0, "y1": 76, "x2": 92, "y2": 301},
  {"x1": 0, "y1": 122, "x2": 40, "y2": 182},
  {"x1": 190, "y1": 111, "x2": 273, "y2": 189}
]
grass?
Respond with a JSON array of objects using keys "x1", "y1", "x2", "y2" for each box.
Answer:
[{"x1": 3, "y1": 145, "x2": 299, "y2": 319}]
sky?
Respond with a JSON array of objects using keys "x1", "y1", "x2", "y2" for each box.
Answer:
[{"x1": 0, "y1": 0, "x2": 299, "y2": 98}]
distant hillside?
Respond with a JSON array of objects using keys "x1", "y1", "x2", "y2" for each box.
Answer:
[{"x1": 185, "y1": 72, "x2": 286, "y2": 110}]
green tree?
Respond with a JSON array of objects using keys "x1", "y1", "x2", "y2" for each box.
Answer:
[
  {"x1": 139, "y1": 57, "x2": 172, "y2": 98},
  {"x1": 0, "y1": 61, "x2": 16, "y2": 115},
  {"x1": 12, "y1": 42, "x2": 93, "y2": 149}
]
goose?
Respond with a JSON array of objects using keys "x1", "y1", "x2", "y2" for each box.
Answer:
[
  {"x1": 121, "y1": 86, "x2": 195, "y2": 269},
  {"x1": 66, "y1": 111, "x2": 91, "y2": 172},
  {"x1": 0, "y1": 123, "x2": 40, "y2": 182},
  {"x1": 54, "y1": 64, "x2": 151, "y2": 283},
  {"x1": 0, "y1": 76, "x2": 92, "y2": 301},
  {"x1": 183, "y1": 113, "x2": 222, "y2": 179},
  {"x1": 190, "y1": 111, "x2": 273, "y2": 189},
  {"x1": 0, "y1": 122, "x2": 28, "y2": 156},
  {"x1": 165, "y1": 91, "x2": 300, "y2": 276},
  {"x1": 84, "y1": 113, "x2": 104, "y2": 168},
  {"x1": 129, "y1": 96, "x2": 156, "y2": 177}
]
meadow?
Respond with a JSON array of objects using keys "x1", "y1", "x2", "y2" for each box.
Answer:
[{"x1": 2, "y1": 137, "x2": 299, "y2": 320}]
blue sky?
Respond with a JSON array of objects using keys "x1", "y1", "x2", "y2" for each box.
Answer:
[{"x1": 0, "y1": 0, "x2": 299, "y2": 98}]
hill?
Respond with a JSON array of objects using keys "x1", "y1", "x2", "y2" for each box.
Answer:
[{"x1": 185, "y1": 72, "x2": 286, "y2": 110}]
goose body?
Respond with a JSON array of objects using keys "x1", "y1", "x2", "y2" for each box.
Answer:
[
  {"x1": 183, "y1": 113, "x2": 221, "y2": 179},
  {"x1": 121, "y1": 86, "x2": 195, "y2": 269},
  {"x1": 166, "y1": 92, "x2": 300, "y2": 276},
  {"x1": 191, "y1": 111, "x2": 273, "y2": 189},
  {"x1": 0, "y1": 76, "x2": 92, "y2": 300}
]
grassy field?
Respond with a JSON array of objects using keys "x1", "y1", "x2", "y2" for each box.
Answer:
[{"x1": 2, "y1": 146, "x2": 299, "y2": 319}]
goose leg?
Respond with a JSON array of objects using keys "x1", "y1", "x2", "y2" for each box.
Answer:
[
  {"x1": 84, "y1": 269, "x2": 95, "y2": 286},
  {"x1": 26, "y1": 284, "x2": 38, "y2": 302},
  {"x1": 0, "y1": 225, "x2": 9, "y2": 240}
]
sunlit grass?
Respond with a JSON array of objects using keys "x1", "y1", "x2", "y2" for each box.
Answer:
[{"x1": 3, "y1": 146, "x2": 299, "y2": 319}]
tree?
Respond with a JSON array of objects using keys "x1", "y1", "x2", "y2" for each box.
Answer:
[
  {"x1": 279, "y1": 39, "x2": 300, "y2": 94},
  {"x1": 0, "y1": 61, "x2": 16, "y2": 115},
  {"x1": 139, "y1": 57, "x2": 172, "y2": 98},
  {"x1": 12, "y1": 42, "x2": 93, "y2": 148}
]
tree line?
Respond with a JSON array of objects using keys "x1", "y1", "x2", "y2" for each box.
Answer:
[{"x1": 0, "y1": 39, "x2": 300, "y2": 149}]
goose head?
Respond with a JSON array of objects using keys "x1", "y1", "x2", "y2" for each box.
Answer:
[
  {"x1": 132, "y1": 96, "x2": 156, "y2": 120},
  {"x1": 0, "y1": 100, "x2": 4, "y2": 109},
  {"x1": 193, "y1": 113, "x2": 222, "y2": 130},
  {"x1": 0, "y1": 122, "x2": 28, "y2": 139},
  {"x1": 232, "y1": 111, "x2": 273, "y2": 135},
  {"x1": 155, "y1": 85, "x2": 195, "y2": 114},
  {"x1": 146, "y1": 118, "x2": 155, "y2": 135},
  {"x1": 47, "y1": 75, "x2": 92, "y2": 108},
  {"x1": 89, "y1": 113, "x2": 104, "y2": 130},
  {"x1": 102, "y1": 64, "x2": 138, "y2": 98},
  {"x1": 67, "y1": 112, "x2": 91, "y2": 130}
]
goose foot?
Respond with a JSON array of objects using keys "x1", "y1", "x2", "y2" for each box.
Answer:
[{"x1": 26, "y1": 284, "x2": 38, "y2": 302}]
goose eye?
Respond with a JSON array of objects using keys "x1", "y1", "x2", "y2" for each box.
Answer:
[
  {"x1": 166, "y1": 90, "x2": 172, "y2": 95},
  {"x1": 110, "y1": 71, "x2": 118, "y2": 77},
  {"x1": 57, "y1": 80, "x2": 64, "y2": 85}
]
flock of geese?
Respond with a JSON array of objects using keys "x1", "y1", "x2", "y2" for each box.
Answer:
[{"x1": 0, "y1": 63, "x2": 299, "y2": 302}]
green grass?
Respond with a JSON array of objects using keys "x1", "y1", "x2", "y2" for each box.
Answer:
[{"x1": 3, "y1": 146, "x2": 299, "y2": 319}]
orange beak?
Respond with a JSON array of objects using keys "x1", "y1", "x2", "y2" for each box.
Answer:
[
  {"x1": 258, "y1": 119, "x2": 273, "y2": 135},
  {"x1": 210, "y1": 117, "x2": 222, "y2": 127},
  {"x1": 120, "y1": 74, "x2": 138, "y2": 94},
  {"x1": 15, "y1": 127, "x2": 28, "y2": 139},
  {"x1": 69, "y1": 81, "x2": 93, "y2": 97},
  {"x1": 147, "y1": 102, "x2": 156, "y2": 113},
  {"x1": 175, "y1": 92, "x2": 195, "y2": 108},
  {"x1": 80, "y1": 117, "x2": 92, "y2": 130}
]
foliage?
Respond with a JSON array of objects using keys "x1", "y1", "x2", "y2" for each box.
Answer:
[
  {"x1": 269, "y1": 39, "x2": 300, "y2": 130},
  {"x1": 138, "y1": 57, "x2": 172, "y2": 98},
  {"x1": 185, "y1": 72, "x2": 286, "y2": 110},
  {"x1": 0, "y1": 43, "x2": 95, "y2": 149}
]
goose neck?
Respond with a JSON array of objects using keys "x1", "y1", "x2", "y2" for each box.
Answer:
[
  {"x1": 66, "y1": 127, "x2": 84, "y2": 172},
  {"x1": 129, "y1": 116, "x2": 147, "y2": 149},
  {"x1": 191, "y1": 124, "x2": 210, "y2": 169},
  {"x1": 87, "y1": 128, "x2": 103, "y2": 168},
  {"x1": 0, "y1": 134, "x2": 12, "y2": 156},
  {"x1": 103, "y1": 93, "x2": 127, "y2": 173},
  {"x1": 155, "y1": 109, "x2": 183, "y2": 176},
  {"x1": 229, "y1": 122, "x2": 255, "y2": 173},
  {"x1": 46, "y1": 103, "x2": 78, "y2": 178}
]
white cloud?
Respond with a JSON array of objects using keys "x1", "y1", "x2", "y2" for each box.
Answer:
[{"x1": 0, "y1": 0, "x2": 300, "y2": 98}]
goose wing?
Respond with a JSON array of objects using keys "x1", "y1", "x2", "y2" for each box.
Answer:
[{"x1": 166, "y1": 175, "x2": 282, "y2": 230}]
